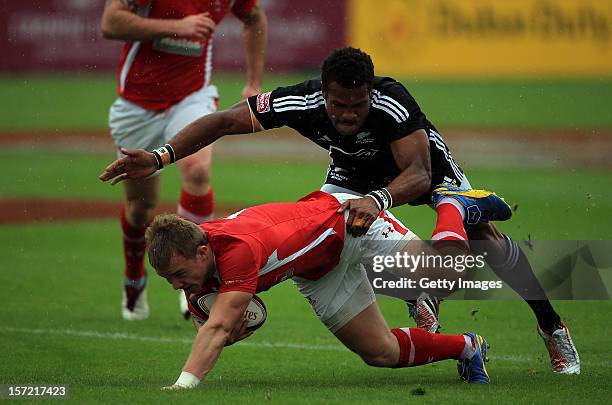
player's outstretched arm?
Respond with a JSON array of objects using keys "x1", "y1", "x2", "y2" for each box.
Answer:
[
  {"x1": 166, "y1": 100, "x2": 261, "y2": 161},
  {"x1": 98, "y1": 148, "x2": 157, "y2": 185},
  {"x1": 98, "y1": 101, "x2": 260, "y2": 184},
  {"x1": 164, "y1": 291, "x2": 253, "y2": 390}
]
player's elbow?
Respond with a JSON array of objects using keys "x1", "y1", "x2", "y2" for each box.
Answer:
[
  {"x1": 241, "y1": 6, "x2": 267, "y2": 28},
  {"x1": 101, "y1": 19, "x2": 118, "y2": 39},
  {"x1": 100, "y1": 11, "x2": 124, "y2": 39}
]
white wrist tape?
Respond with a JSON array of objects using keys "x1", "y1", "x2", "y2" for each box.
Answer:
[{"x1": 174, "y1": 371, "x2": 200, "y2": 388}]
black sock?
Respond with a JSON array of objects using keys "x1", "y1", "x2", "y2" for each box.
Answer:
[
  {"x1": 525, "y1": 300, "x2": 562, "y2": 333},
  {"x1": 485, "y1": 235, "x2": 561, "y2": 331}
]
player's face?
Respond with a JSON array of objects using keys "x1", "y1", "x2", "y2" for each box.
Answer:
[
  {"x1": 156, "y1": 245, "x2": 215, "y2": 295},
  {"x1": 323, "y1": 81, "x2": 371, "y2": 136}
]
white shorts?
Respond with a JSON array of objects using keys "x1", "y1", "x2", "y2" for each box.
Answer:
[
  {"x1": 108, "y1": 84, "x2": 219, "y2": 151},
  {"x1": 293, "y1": 193, "x2": 417, "y2": 333}
]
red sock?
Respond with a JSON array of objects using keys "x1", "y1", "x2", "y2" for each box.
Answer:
[
  {"x1": 431, "y1": 203, "x2": 468, "y2": 252},
  {"x1": 120, "y1": 205, "x2": 147, "y2": 281},
  {"x1": 391, "y1": 328, "x2": 473, "y2": 367},
  {"x1": 177, "y1": 188, "x2": 214, "y2": 224}
]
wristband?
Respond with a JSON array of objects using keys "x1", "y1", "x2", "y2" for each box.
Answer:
[
  {"x1": 151, "y1": 144, "x2": 176, "y2": 170},
  {"x1": 366, "y1": 188, "x2": 393, "y2": 211},
  {"x1": 174, "y1": 371, "x2": 200, "y2": 388}
]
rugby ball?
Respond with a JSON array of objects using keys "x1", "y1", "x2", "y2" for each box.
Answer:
[{"x1": 188, "y1": 290, "x2": 267, "y2": 332}]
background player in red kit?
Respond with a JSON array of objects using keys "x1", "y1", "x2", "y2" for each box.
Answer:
[
  {"x1": 144, "y1": 191, "x2": 490, "y2": 389},
  {"x1": 101, "y1": 0, "x2": 267, "y2": 320}
]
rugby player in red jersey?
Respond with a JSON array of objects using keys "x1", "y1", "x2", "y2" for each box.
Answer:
[
  {"x1": 144, "y1": 191, "x2": 490, "y2": 389},
  {"x1": 101, "y1": 0, "x2": 267, "y2": 320}
]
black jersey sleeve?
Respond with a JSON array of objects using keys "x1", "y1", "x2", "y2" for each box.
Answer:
[
  {"x1": 247, "y1": 80, "x2": 325, "y2": 130},
  {"x1": 371, "y1": 79, "x2": 429, "y2": 142}
]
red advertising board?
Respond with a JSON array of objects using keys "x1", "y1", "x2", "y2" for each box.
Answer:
[{"x1": 0, "y1": 0, "x2": 346, "y2": 73}]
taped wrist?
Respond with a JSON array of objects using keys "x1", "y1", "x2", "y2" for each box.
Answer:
[
  {"x1": 366, "y1": 188, "x2": 393, "y2": 211},
  {"x1": 151, "y1": 144, "x2": 176, "y2": 170}
]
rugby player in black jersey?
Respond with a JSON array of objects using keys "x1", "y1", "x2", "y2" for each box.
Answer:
[{"x1": 100, "y1": 47, "x2": 579, "y2": 375}]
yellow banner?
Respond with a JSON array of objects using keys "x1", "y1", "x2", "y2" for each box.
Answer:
[{"x1": 348, "y1": 0, "x2": 612, "y2": 77}]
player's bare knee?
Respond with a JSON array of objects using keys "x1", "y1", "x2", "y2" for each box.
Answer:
[
  {"x1": 125, "y1": 199, "x2": 157, "y2": 227},
  {"x1": 182, "y1": 162, "x2": 211, "y2": 188}
]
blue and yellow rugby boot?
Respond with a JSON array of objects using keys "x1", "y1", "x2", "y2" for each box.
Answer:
[
  {"x1": 432, "y1": 185, "x2": 512, "y2": 225},
  {"x1": 458, "y1": 332, "x2": 490, "y2": 384}
]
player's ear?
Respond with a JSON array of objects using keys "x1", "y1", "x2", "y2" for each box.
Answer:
[{"x1": 196, "y1": 244, "x2": 211, "y2": 261}]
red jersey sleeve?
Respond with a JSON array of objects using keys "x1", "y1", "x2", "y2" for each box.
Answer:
[
  {"x1": 214, "y1": 236, "x2": 261, "y2": 294},
  {"x1": 231, "y1": 0, "x2": 258, "y2": 19}
]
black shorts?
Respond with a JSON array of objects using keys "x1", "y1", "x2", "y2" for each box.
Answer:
[{"x1": 323, "y1": 128, "x2": 470, "y2": 206}]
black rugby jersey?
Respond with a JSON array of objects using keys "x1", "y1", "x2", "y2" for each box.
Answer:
[{"x1": 247, "y1": 76, "x2": 464, "y2": 205}]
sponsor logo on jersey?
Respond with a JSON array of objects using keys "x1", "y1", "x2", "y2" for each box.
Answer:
[
  {"x1": 152, "y1": 37, "x2": 203, "y2": 57},
  {"x1": 223, "y1": 278, "x2": 248, "y2": 286},
  {"x1": 257, "y1": 92, "x2": 272, "y2": 113},
  {"x1": 330, "y1": 146, "x2": 381, "y2": 159},
  {"x1": 329, "y1": 168, "x2": 349, "y2": 182},
  {"x1": 382, "y1": 226, "x2": 394, "y2": 238},
  {"x1": 355, "y1": 131, "x2": 374, "y2": 144}
]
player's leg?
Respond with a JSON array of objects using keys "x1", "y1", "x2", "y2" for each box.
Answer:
[
  {"x1": 166, "y1": 85, "x2": 218, "y2": 224},
  {"x1": 331, "y1": 283, "x2": 489, "y2": 383},
  {"x1": 165, "y1": 85, "x2": 219, "y2": 317},
  {"x1": 365, "y1": 206, "x2": 470, "y2": 329},
  {"x1": 109, "y1": 97, "x2": 166, "y2": 320},
  {"x1": 121, "y1": 175, "x2": 160, "y2": 320},
  {"x1": 467, "y1": 222, "x2": 580, "y2": 374},
  {"x1": 176, "y1": 147, "x2": 215, "y2": 223},
  {"x1": 409, "y1": 168, "x2": 511, "y2": 330}
]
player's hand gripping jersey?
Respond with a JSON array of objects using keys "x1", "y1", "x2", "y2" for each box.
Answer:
[
  {"x1": 247, "y1": 77, "x2": 465, "y2": 205},
  {"x1": 118, "y1": 0, "x2": 257, "y2": 110}
]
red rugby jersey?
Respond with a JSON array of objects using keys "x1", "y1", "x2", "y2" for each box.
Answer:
[
  {"x1": 117, "y1": 0, "x2": 256, "y2": 111},
  {"x1": 200, "y1": 191, "x2": 346, "y2": 294}
]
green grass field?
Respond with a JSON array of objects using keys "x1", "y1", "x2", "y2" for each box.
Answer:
[
  {"x1": 1, "y1": 73, "x2": 611, "y2": 132},
  {"x1": 1, "y1": 148, "x2": 611, "y2": 403},
  {"x1": 1, "y1": 72, "x2": 611, "y2": 403}
]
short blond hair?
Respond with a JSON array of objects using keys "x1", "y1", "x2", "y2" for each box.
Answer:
[{"x1": 145, "y1": 214, "x2": 208, "y2": 271}]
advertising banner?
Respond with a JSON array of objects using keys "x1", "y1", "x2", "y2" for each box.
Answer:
[
  {"x1": 0, "y1": 0, "x2": 346, "y2": 72},
  {"x1": 349, "y1": 0, "x2": 612, "y2": 77}
]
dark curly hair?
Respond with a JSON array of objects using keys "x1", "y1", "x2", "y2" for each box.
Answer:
[{"x1": 321, "y1": 47, "x2": 374, "y2": 90}]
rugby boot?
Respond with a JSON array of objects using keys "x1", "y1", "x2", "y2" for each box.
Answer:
[
  {"x1": 458, "y1": 332, "x2": 490, "y2": 384},
  {"x1": 537, "y1": 322, "x2": 580, "y2": 374},
  {"x1": 406, "y1": 293, "x2": 441, "y2": 333},
  {"x1": 432, "y1": 185, "x2": 512, "y2": 225}
]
